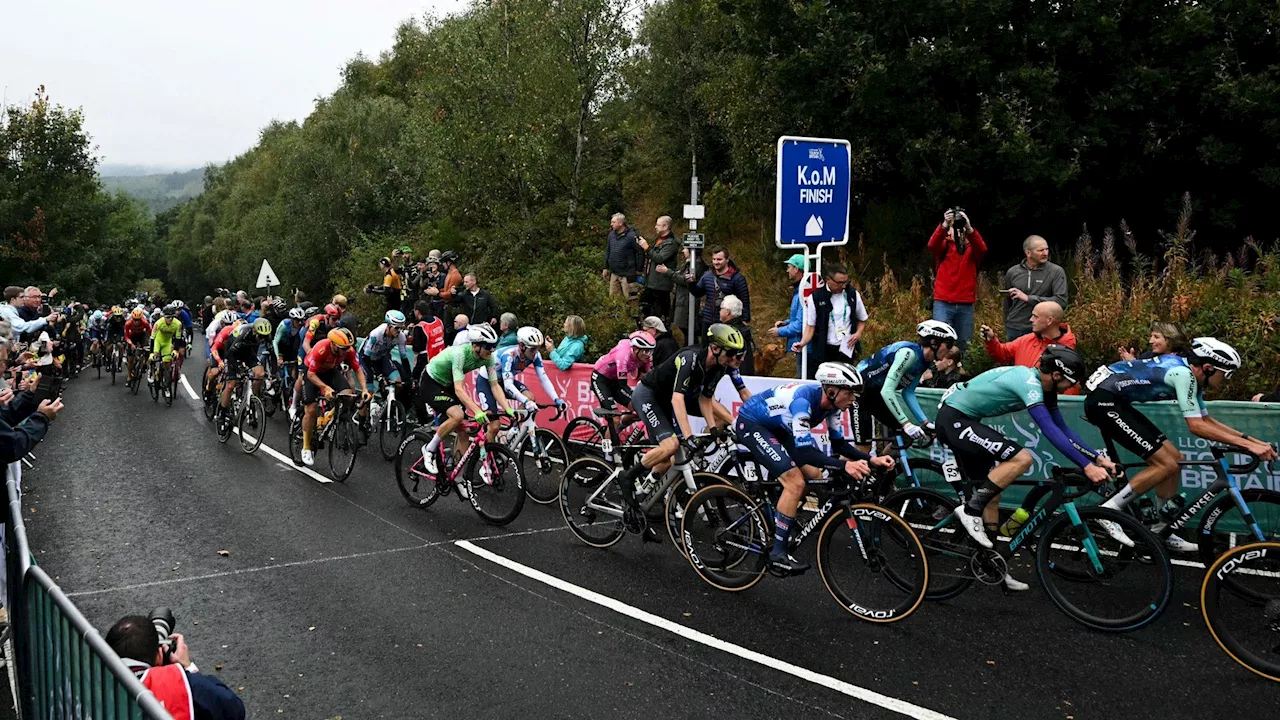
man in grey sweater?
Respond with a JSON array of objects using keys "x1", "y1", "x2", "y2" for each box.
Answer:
[{"x1": 1001, "y1": 235, "x2": 1068, "y2": 340}]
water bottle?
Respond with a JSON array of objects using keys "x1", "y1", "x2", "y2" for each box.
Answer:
[
  {"x1": 1133, "y1": 495, "x2": 1160, "y2": 525},
  {"x1": 1159, "y1": 493, "x2": 1188, "y2": 524},
  {"x1": 998, "y1": 508, "x2": 1030, "y2": 538}
]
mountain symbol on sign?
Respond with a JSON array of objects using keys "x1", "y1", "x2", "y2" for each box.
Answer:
[{"x1": 804, "y1": 215, "x2": 824, "y2": 237}]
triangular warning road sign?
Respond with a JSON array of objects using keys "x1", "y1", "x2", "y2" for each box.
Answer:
[{"x1": 256, "y1": 259, "x2": 280, "y2": 289}]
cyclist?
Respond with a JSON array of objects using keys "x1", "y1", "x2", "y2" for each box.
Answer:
[
  {"x1": 105, "y1": 306, "x2": 127, "y2": 370},
  {"x1": 168, "y1": 302, "x2": 190, "y2": 365},
  {"x1": 416, "y1": 325, "x2": 514, "y2": 482},
  {"x1": 735, "y1": 362, "x2": 896, "y2": 573},
  {"x1": 477, "y1": 326, "x2": 566, "y2": 419},
  {"x1": 299, "y1": 328, "x2": 372, "y2": 467},
  {"x1": 358, "y1": 310, "x2": 412, "y2": 395},
  {"x1": 274, "y1": 307, "x2": 305, "y2": 391},
  {"x1": 204, "y1": 306, "x2": 238, "y2": 355},
  {"x1": 290, "y1": 304, "x2": 342, "y2": 420},
  {"x1": 590, "y1": 331, "x2": 654, "y2": 411},
  {"x1": 1086, "y1": 337, "x2": 1278, "y2": 550},
  {"x1": 940, "y1": 346, "x2": 1117, "y2": 587},
  {"x1": 621, "y1": 323, "x2": 750, "y2": 509},
  {"x1": 214, "y1": 318, "x2": 273, "y2": 432},
  {"x1": 205, "y1": 312, "x2": 243, "y2": 397},
  {"x1": 150, "y1": 306, "x2": 183, "y2": 386},
  {"x1": 124, "y1": 308, "x2": 153, "y2": 383},
  {"x1": 853, "y1": 320, "x2": 957, "y2": 448},
  {"x1": 86, "y1": 309, "x2": 108, "y2": 367}
]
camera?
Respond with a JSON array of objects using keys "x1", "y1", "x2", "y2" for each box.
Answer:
[
  {"x1": 149, "y1": 607, "x2": 177, "y2": 663},
  {"x1": 951, "y1": 207, "x2": 969, "y2": 233}
]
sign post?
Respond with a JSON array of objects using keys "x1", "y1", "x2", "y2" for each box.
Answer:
[
  {"x1": 775, "y1": 136, "x2": 852, "y2": 377},
  {"x1": 683, "y1": 171, "x2": 704, "y2": 341},
  {"x1": 256, "y1": 259, "x2": 280, "y2": 297}
]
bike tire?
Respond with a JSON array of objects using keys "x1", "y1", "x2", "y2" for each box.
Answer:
[
  {"x1": 148, "y1": 365, "x2": 159, "y2": 401},
  {"x1": 1200, "y1": 541, "x2": 1280, "y2": 682},
  {"x1": 664, "y1": 471, "x2": 730, "y2": 557},
  {"x1": 378, "y1": 399, "x2": 407, "y2": 462},
  {"x1": 328, "y1": 417, "x2": 359, "y2": 483},
  {"x1": 558, "y1": 456, "x2": 625, "y2": 547},
  {"x1": 1036, "y1": 505, "x2": 1172, "y2": 632},
  {"x1": 394, "y1": 430, "x2": 444, "y2": 508},
  {"x1": 816, "y1": 503, "x2": 928, "y2": 623},
  {"x1": 561, "y1": 416, "x2": 606, "y2": 460},
  {"x1": 520, "y1": 428, "x2": 569, "y2": 505},
  {"x1": 216, "y1": 406, "x2": 234, "y2": 444},
  {"x1": 881, "y1": 487, "x2": 974, "y2": 600},
  {"x1": 238, "y1": 395, "x2": 266, "y2": 454},
  {"x1": 680, "y1": 484, "x2": 769, "y2": 592},
  {"x1": 464, "y1": 443, "x2": 525, "y2": 526},
  {"x1": 288, "y1": 415, "x2": 306, "y2": 467},
  {"x1": 1197, "y1": 489, "x2": 1280, "y2": 573},
  {"x1": 110, "y1": 352, "x2": 117, "y2": 385}
]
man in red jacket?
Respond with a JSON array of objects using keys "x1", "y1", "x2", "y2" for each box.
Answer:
[
  {"x1": 928, "y1": 208, "x2": 987, "y2": 351},
  {"x1": 980, "y1": 301, "x2": 1081, "y2": 394}
]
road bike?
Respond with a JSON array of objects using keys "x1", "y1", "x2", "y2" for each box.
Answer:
[
  {"x1": 370, "y1": 372, "x2": 408, "y2": 461},
  {"x1": 214, "y1": 367, "x2": 266, "y2": 454},
  {"x1": 126, "y1": 345, "x2": 149, "y2": 396},
  {"x1": 288, "y1": 390, "x2": 367, "y2": 482},
  {"x1": 499, "y1": 403, "x2": 569, "y2": 504},
  {"x1": 1201, "y1": 541, "x2": 1280, "y2": 682},
  {"x1": 561, "y1": 410, "x2": 647, "y2": 460},
  {"x1": 679, "y1": 463, "x2": 928, "y2": 623},
  {"x1": 394, "y1": 415, "x2": 528, "y2": 525},
  {"x1": 884, "y1": 467, "x2": 1173, "y2": 632},
  {"x1": 106, "y1": 340, "x2": 121, "y2": 385}
]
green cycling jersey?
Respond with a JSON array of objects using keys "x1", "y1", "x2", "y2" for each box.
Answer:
[{"x1": 426, "y1": 344, "x2": 495, "y2": 386}]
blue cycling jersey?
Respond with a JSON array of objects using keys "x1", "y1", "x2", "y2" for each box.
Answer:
[
  {"x1": 737, "y1": 382, "x2": 846, "y2": 449},
  {"x1": 359, "y1": 323, "x2": 408, "y2": 361},
  {"x1": 1088, "y1": 354, "x2": 1207, "y2": 418},
  {"x1": 857, "y1": 341, "x2": 925, "y2": 390}
]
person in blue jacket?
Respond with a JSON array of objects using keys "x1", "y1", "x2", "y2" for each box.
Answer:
[
  {"x1": 769, "y1": 254, "x2": 809, "y2": 377},
  {"x1": 549, "y1": 315, "x2": 589, "y2": 371}
]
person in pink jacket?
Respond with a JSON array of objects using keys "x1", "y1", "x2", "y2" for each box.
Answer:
[{"x1": 590, "y1": 331, "x2": 655, "y2": 410}]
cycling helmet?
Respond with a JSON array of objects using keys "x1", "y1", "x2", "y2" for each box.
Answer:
[
  {"x1": 130, "y1": 308, "x2": 144, "y2": 320},
  {"x1": 917, "y1": 319, "x2": 959, "y2": 343},
  {"x1": 705, "y1": 323, "x2": 745, "y2": 351},
  {"x1": 92, "y1": 310, "x2": 104, "y2": 321},
  {"x1": 384, "y1": 309, "x2": 407, "y2": 327},
  {"x1": 218, "y1": 310, "x2": 238, "y2": 325},
  {"x1": 288, "y1": 307, "x2": 306, "y2": 321},
  {"x1": 250, "y1": 318, "x2": 271, "y2": 336},
  {"x1": 1189, "y1": 337, "x2": 1242, "y2": 375},
  {"x1": 815, "y1": 362, "x2": 863, "y2": 391},
  {"x1": 439, "y1": 250, "x2": 459, "y2": 264},
  {"x1": 162, "y1": 305, "x2": 176, "y2": 317},
  {"x1": 1039, "y1": 344, "x2": 1086, "y2": 384},
  {"x1": 628, "y1": 330, "x2": 655, "y2": 351},
  {"x1": 112, "y1": 306, "x2": 124, "y2": 317},
  {"x1": 327, "y1": 327, "x2": 355, "y2": 348},
  {"x1": 305, "y1": 306, "x2": 322, "y2": 319},
  {"x1": 269, "y1": 297, "x2": 287, "y2": 314},
  {"x1": 324, "y1": 303, "x2": 341, "y2": 319},
  {"x1": 467, "y1": 324, "x2": 499, "y2": 347},
  {"x1": 517, "y1": 326, "x2": 545, "y2": 348},
  {"x1": 298, "y1": 300, "x2": 315, "y2": 311}
]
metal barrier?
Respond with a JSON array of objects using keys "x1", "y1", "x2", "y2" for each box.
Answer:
[{"x1": 5, "y1": 461, "x2": 172, "y2": 719}]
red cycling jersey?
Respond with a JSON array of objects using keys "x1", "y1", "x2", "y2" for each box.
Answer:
[
  {"x1": 210, "y1": 323, "x2": 237, "y2": 355},
  {"x1": 124, "y1": 317, "x2": 152, "y2": 341},
  {"x1": 305, "y1": 339, "x2": 358, "y2": 374}
]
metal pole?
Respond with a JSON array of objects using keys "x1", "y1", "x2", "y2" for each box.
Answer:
[{"x1": 687, "y1": 167, "x2": 699, "y2": 342}]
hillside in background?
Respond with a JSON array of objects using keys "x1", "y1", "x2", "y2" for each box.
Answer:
[{"x1": 100, "y1": 167, "x2": 205, "y2": 214}]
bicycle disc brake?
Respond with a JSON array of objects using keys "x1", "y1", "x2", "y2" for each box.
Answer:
[{"x1": 971, "y1": 549, "x2": 1007, "y2": 585}]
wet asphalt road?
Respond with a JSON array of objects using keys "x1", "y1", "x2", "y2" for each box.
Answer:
[{"x1": 16, "y1": 357, "x2": 1280, "y2": 719}]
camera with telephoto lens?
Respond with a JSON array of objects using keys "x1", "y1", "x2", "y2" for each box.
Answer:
[
  {"x1": 951, "y1": 207, "x2": 969, "y2": 233},
  {"x1": 149, "y1": 607, "x2": 178, "y2": 664}
]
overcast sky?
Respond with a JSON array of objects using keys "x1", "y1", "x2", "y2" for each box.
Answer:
[{"x1": 2, "y1": 0, "x2": 468, "y2": 171}]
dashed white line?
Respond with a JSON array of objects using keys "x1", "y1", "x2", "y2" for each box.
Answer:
[{"x1": 454, "y1": 540, "x2": 958, "y2": 720}]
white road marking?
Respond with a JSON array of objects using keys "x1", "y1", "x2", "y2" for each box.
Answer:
[
  {"x1": 235, "y1": 428, "x2": 333, "y2": 484},
  {"x1": 179, "y1": 373, "x2": 200, "y2": 400},
  {"x1": 455, "y1": 540, "x2": 958, "y2": 720}
]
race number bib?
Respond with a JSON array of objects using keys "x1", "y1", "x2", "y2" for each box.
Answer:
[
  {"x1": 1085, "y1": 365, "x2": 1114, "y2": 392},
  {"x1": 941, "y1": 457, "x2": 963, "y2": 485}
]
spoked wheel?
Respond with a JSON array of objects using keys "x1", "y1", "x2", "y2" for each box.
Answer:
[
  {"x1": 558, "y1": 457, "x2": 625, "y2": 547},
  {"x1": 816, "y1": 503, "x2": 928, "y2": 622},
  {"x1": 288, "y1": 415, "x2": 306, "y2": 467},
  {"x1": 395, "y1": 431, "x2": 445, "y2": 508},
  {"x1": 881, "y1": 488, "x2": 974, "y2": 600},
  {"x1": 238, "y1": 395, "x2": 266, "y2": 454},
  {"x1": 161, "y1": 365, "x2": 174, "y2": 406},
  {"x1": 464, "y1": 444, "x2": 525, "y2": 526},
  {"x1": 1201, "y1": 541, "x2": 1280, "y2": 682},
  {"x1": 664, "y1": 472, "x2": 730, "y2": 557},
  {"x1": 378, "y1": 399, "x2": 407, "y2": 461},
  {"x1": 561, "y1": 416, "x2": 606, "y2": 460},
  {"x1": 519, "y1": 428, "x2": 569, "y2": 505},
  {"x1": 328, "y1": 417, "x2": 359, "y2": 483},
  {"x1": 1036, "y1": 506, "x2": 1172, "y2": 632},
  {"x1": 680, "y1": 484, "x2": 770, "y2": 592}
]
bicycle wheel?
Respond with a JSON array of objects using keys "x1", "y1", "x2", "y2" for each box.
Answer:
[
  {"x1": 394, "y1": 430, "x2": 443, "y2": 508},
  {"x1": 559, "y1": 457, "x2": 625, "y2": 547},
  {"x1": 881, "y1": 487, "x2": 974, "y2": 600},
  {"x1": 216, "y1": 405, "x2": 234, "y2": 444},
  {"x1": 664, "y1": 471, "x2": 730, "y2": 556},
  {"x1": 817, "y1": 503, "x2": 928, "y2": 622},
  {"x1": 148, "y1": 364, "x2": 159, "y2": 401},
  {"x1": 1036, "y1": 505, "x2": 1172, "y2": 632},
  {"x1": 288, "y1": 415, "x2": 306, "y2": 467},
  {"x1": 238, "y1": 395, "x2": 266, "y2": 454},
  {"x1": 162, "y1": 365, "x2": 174, "y2": 406},
  {"x1": 203, "y1": 385, "x2": 217, "y2": 421},
  {"x1": 680, "y1": 484, "x2": 770, "y2": 592},
  {"x1": 519, "y1": 428, "x2": 569, "y2": 505},
  {"x1": 328, "y1": 416, "x2": 359, "y2": 483},
  {"x1": 378, "y1": 399, "x2": 407, "y2": 461},
  {"x1": 464, "y1": 444, "x2": 525, "y2": 526},
  {"x1": 1197, "y1": 490, "x2": 1280, "y2": 572},
  {"x1": 562, "y1": 416, "x2": 605, "y2": 460},
  {"x1": 1201, "y1": 541, "x2": 1280, "y2": 682},
  {"x1": 110, "y1": 351, "x2": 118, "y2": 385}
]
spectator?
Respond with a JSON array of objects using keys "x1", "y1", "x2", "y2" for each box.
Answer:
[
  {"x1": 459, "y1": 273, "x2": 499, "y2": 327},
  {"x1": 496, "y1": 312, "x2": 519, "y2": 351},
  {"x1": 409, "y1": 300, "x2": 446, "y2": 367},
  {"x1": 1002, "y1": 235, "x2": 1069, "y2": 340},
  {"x1": 365, "y1": 256, "x2": 404, "y2": 314},
  {"x1": 18, "y1": 287, "x2": 45, "y2": 324},
  {"x1": 418, "y1": 255, "x2": 446, "y2": 318},
  {"x1": 664, "y1": 247, "x2": 698, "y2": 343},
  {"x1": 1, "y1": 380, "x2": 61, "y2": 465},
  {"x1": 438, "y1": 251, "x2": 464, "y2": 307},
  {"x1": 1118, "y1": 321, "x2": 1188, "y2": 361},
  {"x1": 105, "y1": 615, "x2": 246, "y2": 720},
  {"x1": 200, "y1": 296, "x2": 215, "y2": 329},
  {"x1": 920, "y1": 346, "x2": 968, "y2": 389},
  {"x1": 792, "y1": 262, "x2": 868, "y2": 378},
  {"x1": 928, "y1": 208, "x2": 987, "y2": 351},
  {"x1": 644, "y1": 316, "x2": 678, "y2": 367},
  {"x1": 1, "y1": 287, "x2": 50, "y2": 339},
  {"x1": 549, "y1": 315, "x2": 588, "y2": 371},
  {"x1": 403, "y1": 255, "x2": 428, "y2": 315},
  {"x1": 719, "y1": 295, "x2": 755, "y2": 375},
  {"x1": 688, "y1": 246, "x2": 750, "y2": 338},
  {"x1": 1254, "y1": 388, "x2": 1280, "y2": 403},
  {"x1": 449, "y1": 314, "x2": 471, "y2": 347},
  {"x1": 602, "y1": 213, "x2": 643, "y2": 301},
  {"x1": 980, "y1": 300, "x2": 1078, "y2": 394},
  {"x1": 768, "y1": 253, "x2": 817, "y2": 377},
  {"x1": 639, "y1": 215, "x2": 680, "y2": 320}
]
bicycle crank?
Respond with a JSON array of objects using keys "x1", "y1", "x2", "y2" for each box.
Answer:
[
  {"x1": 971, "y1": 548, "x2": 1007, "y2": 585},
  {"x1": 622, "y1": 505, "x2": 648, "y2": 535}
]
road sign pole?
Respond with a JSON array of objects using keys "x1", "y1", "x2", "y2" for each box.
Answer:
[{"x1": 683, "y1": 173, "x2": 704, "y2": 343}]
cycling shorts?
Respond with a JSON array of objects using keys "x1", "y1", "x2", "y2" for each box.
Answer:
[
  {"x1": 418, "y1": 373, "x2": 461, "y2": 416},
  {"x1": 302, "y1": 367, "x2": 349, "y2": 405},
  {"x1": 225, "y1": 350, "x2": 261, "y2": 379},
  {"x1": 590, "y1": 371, "x2": 632, "y2": 411},
  {"x1": 1084, "y1": 389, "x2": 1166, "y2": 460},
  {"x1": 936, "y1": 404, "x2": 1021, "y2": 484},
  {"x1": 88, "y1": 328, "x2": 105, "y2": 341},
  {"x1": 358, "y1": 353, "x2": 399, "y2": 385},
  {"x1": 734, "y1": 417, "x2": 799, "y2": 480},
  {"x1": 173, "y1": 335, "x2": 187, "y2": 350},
  {"x1": 477, "y1": 376, "x2": 527, "y2": 413},
  {"x1": 152, "y1": 340, "x2": 175, "y2": 363},
  {"x1": 632, "y1": 382, "x2": 702, "y2": 444},
  {"x1": 848, "y1": 390, "x2": 902, "y2": 445}
]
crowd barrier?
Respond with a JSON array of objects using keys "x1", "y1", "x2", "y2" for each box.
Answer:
[{"x1": 4, "y1": 462, "x2": 172, "y2": 719}]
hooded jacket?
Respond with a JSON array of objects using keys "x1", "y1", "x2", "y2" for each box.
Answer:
[{"x1": 689, "y1": 260, "x2": 751, "y2": 325}]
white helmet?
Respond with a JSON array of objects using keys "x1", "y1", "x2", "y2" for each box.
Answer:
[
  {"x1": 467, "y1": 324, "x2": 499, "y2": 346},
  {"x1": 815, "y1": 362, "x2": 863, "y2": 391},
  {"x1": 517, "y1": 326, "x2": 544, "y2": 347},
  {"x1": 1189, "y1": 337, "x2": 1241, "y2": 375},
  {"x1": 917, "y1": 319, "x2": 959, "y2": 342},
  {"x1": 288, "y1": 307, "x2": 305, "y2": 321},
  {"x1": 218, "y1": 310, "x2": 237, "y2": 325},
  {"x1": 628, "y1": 331, "x2": 656, "y2": 351}
]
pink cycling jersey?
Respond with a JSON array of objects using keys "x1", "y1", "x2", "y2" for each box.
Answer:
[{"x1": 592, "y1": 338, "x2": 651, "y2": 381}]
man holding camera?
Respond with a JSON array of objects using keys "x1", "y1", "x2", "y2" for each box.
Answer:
[
  {"x1": 927, "y1": 208, "x2": 986, "y2": 352},
  {"x1": 106, "y1": 614, "x2": 245, "y2": 720}
]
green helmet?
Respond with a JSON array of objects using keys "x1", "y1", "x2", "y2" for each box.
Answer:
[
  {"x1": 252, "y1": 318, "x2": 272, "y2": 336},
  {"x1": 706, "y1": 323, "x2": 745, "y2": 351}
]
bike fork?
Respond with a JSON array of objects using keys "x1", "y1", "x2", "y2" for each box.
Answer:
[{"x1": 1066, "y1": 504, "x2": 1106, "y2": 574}]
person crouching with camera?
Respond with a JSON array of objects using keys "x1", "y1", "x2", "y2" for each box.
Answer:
[{"x1": 105, "y1": 612, "x2": 246, "y2": 720}]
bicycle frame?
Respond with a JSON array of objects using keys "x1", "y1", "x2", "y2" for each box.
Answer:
[{"x1": 580, "y1": 447, "x2": 702, "y2": 520}]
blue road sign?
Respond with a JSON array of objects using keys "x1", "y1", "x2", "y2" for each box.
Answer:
[{"x1": 775, "y1": 136, "x2": 851, "y2": 247}]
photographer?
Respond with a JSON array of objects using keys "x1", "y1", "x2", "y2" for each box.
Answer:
[
  {"x1": 105, "y1": 614, "x2": 245, "y2": 720},
  {"x1": 927, "y1": 208, "x2": 986, "y2": 352}
]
